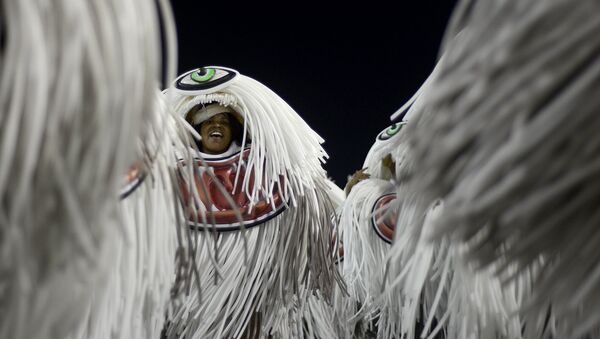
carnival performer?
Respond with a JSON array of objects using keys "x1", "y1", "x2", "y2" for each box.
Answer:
[
  {"x1": 338, "y1": 54, "x2": 526, "y2": 338},
  {"x1": 335, "y1": 117, "x2": 403, "y2": 338},
  {"x1": 163, "y1": 66, "x2": 342, "y2": 338}
]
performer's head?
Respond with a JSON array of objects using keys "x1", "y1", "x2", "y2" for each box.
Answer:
[{"x1": 186, "y1": 103, "x2": 244, "y2": 154}]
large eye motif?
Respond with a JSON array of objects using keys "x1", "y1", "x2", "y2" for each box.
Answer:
[
  {"x1": 173, "y1": 66, "x2": 239, "y2": 95},
  {"x1": 191, "y1": 68, "x2": 216, "y2": 82},
  {"x1": 377, "y1": 121, "x2": 406, "y2": 141}
]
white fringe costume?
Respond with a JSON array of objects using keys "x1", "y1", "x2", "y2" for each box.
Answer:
[
  {"x1": 335, "y1": 69, "x2": 452, "y2": 337},
  {"x1": 338, "y1": 178, "x2": 396, "y2": 338},
  {"x1": 397, "y1": 0, "x2": 600, "y2": 338},
  {"x1": 334, "y1": 117, "x2": 407, "y2": 338},
  {"x1": 0, "y1": 1, "x2": 198, "y2": 338},
  {"x1": 164, "y1": 67, "x2": 341, "y2": 338}
]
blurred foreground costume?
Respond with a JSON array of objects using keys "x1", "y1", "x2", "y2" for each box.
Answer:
[
  {"x1": 338, "y1": 51, "x2": 529, "y2": 339},
  {"x1": 0, "y1": 1, "x2": 197, "y2": 339},
  {"x1": 164, "y1": 66, "x2": 341, "y2": 338},
  {"x1": 397, "y1": 0, "x2": 600, "y2": 338}
]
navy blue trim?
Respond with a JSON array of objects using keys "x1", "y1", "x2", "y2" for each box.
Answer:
[
  {"x1": 197, "y1": 146, "x2": 251, "y2": 162},
  {"x1": 188, "y1": 202, "x2": 288, "y2": 232},
  {"x1": 370, "y1": 193, "x2": 396, "y2": 244},
  {"x1": 175, "y1": 68, "x2": 236, "y2": 92},
  {"x1": 119, "y1": 172, "x2": 147, "y2": 200},
  {"x1": 376, "y1": 122, "x2": 406, "y2": 141}
]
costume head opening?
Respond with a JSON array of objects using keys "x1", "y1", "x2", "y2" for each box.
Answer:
[{"x1": 184, "y1": 103, "x2": 245, "y2": 153}]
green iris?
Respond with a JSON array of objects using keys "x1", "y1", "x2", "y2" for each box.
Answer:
[
  {"x1": 191, "y1": 68, "x2": 216, "y2": 82},
  {"x1": 386, "y1": 123, "x2": 402, "y2": 136}
]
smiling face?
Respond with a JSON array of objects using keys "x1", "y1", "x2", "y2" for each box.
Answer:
[{"x1": 199, "y1": 113, "x2": 233, "y2": 154}]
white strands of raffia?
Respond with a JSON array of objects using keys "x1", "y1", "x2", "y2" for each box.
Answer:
[
  {"x1": 300, "y1": 290, "x2": 345, "y2": 339},
  {"x1": 324, "y1": 177, "x2": 346, "y2": 211},
  {"x1": 383, "y1": 184, "x2": 432, "y2": 338},
  {"x1": 386, "y1": 61, "x2": 530, "y2": 339},
  {"x1": 384, "y1": 130, "x2": 521, "y2": 339},
  {"x1": 336, "y1": 179, "x2": 397, "y2": 337},
  {"x1": 265, "y1": 181, "x2": 346, "y2": 339},
  {"x1": 166, "y1": 177, "x2": 340, "y2": 338},
  {"x1": 0, "y1": 0, "x2": 174, "y2": 338},
  {"x1": 265, "y1": 288, "x2": 345, "y2": 339},
  {"x1": 386, "y1": 200, "x2": 528, "y2": 339},
  {"x1": 337, "y1": 98, "x2": 428, "y2": 336},
  {"x1": 438, "y1": 253, "x2": 526, "y2": 339},
  {"x1": 403, "y1": 0, "x2": 600, "y2": 336},
  {"x1": 386, "y1": 200, "x2": 440, "y2": 339}
]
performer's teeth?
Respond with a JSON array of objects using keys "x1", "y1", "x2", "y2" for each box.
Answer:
[{"x1": 210, "y1": 131, "x2": 223, "y2": 137}]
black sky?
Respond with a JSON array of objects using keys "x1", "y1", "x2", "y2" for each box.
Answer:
[{"x1": 170, "y1": 4, "x2": 457, "y2": 186}]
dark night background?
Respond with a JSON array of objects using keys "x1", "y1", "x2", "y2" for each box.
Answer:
[{"x1": 170, "y1": 4, "x2": 457, "y2": 186}]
